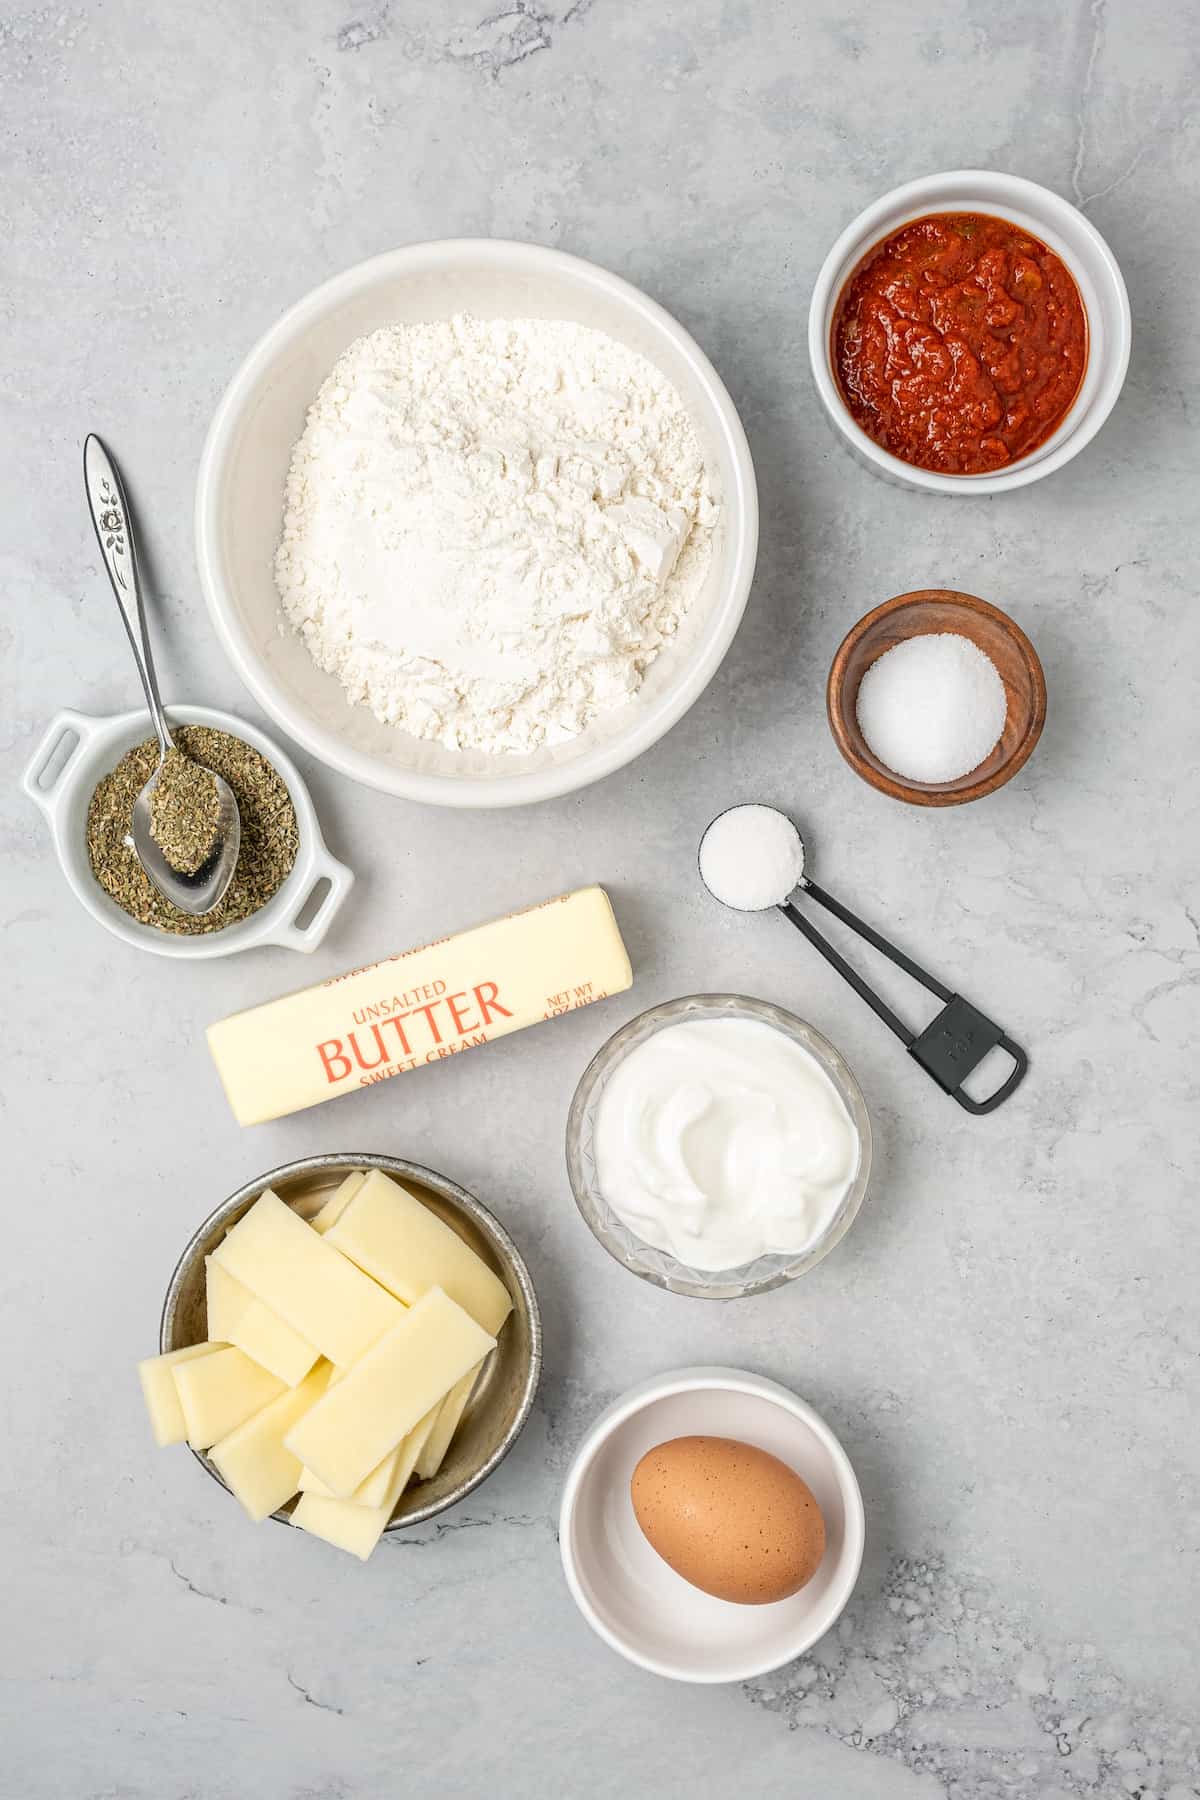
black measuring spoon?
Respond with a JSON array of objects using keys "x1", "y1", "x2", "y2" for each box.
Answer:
[{"x1": 698, "y1": 804, "x2": 1028, "y2": 1115}]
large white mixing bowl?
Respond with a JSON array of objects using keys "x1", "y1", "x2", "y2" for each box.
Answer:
[{"x1": 195, "y1": 241, "x2": 758, "y2": 808}]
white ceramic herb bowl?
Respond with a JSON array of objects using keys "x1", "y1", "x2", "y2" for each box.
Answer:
[
  {"x1": 808, "y1": 170, "x2": 1132, "y2": 495},
  {"x1": 196, "y1": 239, "x2": 759, "y2": 809},
  {"x1": 559, "y1": 1367, "x2": 865, "y2": 1684},
  {"x1": 21, "y1": 704, "x2": 353, "y2": 959}
]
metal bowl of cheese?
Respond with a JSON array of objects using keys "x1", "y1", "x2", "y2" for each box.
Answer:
[
  {"x1": 161, "y1": 1153, "x2": 542, "y2": 1531},
  {"x1": 195, "y1": 239, "x2": 758, "y2": 809}
]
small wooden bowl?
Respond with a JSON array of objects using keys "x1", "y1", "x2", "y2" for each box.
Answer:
[{"x1": 827, "y1": 589, "x2": 1046, "y2": 807}]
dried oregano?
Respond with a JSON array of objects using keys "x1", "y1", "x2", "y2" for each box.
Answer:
[
  {"x1": 149, "y1": 746, "x2": 221, "y2": 874},
  {"x1": 87, "y1": 725, "x2": 298, "y2": 934}
]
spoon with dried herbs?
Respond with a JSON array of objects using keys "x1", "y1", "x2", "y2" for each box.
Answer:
[{"x1": 83, "y1": 434, "x2": 241, "y2": 914}]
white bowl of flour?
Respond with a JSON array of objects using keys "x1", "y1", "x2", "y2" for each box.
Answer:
[{"x1": 196, "y1": 241, "x2": 758, "y2": 807}]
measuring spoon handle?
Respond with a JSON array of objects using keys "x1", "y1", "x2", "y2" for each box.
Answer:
[
  {"x1": 783, "y1": 880, "x2": 1029, "y2": 1114},
  {"x1": 800, "y1": 879, "x2": 953, "y2": 1004},
  {"x1": 780, "y1": 897, "x2": 915, "y2": 1046},
  {"x1": 83, "y1": 435, "x2": 173, "y2": 758}
]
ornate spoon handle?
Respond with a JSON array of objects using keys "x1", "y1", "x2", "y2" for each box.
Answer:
[{"x1": 83, "y1": 434, "x2": 173, "y2": 758}]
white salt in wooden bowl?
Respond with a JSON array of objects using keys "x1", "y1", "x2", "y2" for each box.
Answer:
[{"x1": 827, "y1": 590, "x2": 1047, "y2": 807}]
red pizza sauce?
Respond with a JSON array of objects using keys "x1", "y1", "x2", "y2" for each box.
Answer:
[{"x1": 832, "y1": 212, "x2": 1088, "y2": 475}]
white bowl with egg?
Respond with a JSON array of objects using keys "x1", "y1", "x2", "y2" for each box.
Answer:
[
  {"x1": 559, "y1": 1366, "x2": 865, "y2": 1683},
  {"x1": 196, "y1": 240, "x2": 758, "y2": 808},
  {"x1": 566, "y1": 994, "x2": 872, "y2": 1298}
]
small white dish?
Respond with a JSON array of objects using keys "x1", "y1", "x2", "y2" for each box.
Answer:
[
  {"x1": 195, "y1": 239, "x2": 759, "y2": 809},
  {"x1": 22, "y1": 703, "x2": 353, "y2": 958},
  {"x1": 559, "y1": 1366, "x2": 865, "y2": 1683},
  {"x1": 808, "y1": 170, "x2": 1132, "y2": 495}
]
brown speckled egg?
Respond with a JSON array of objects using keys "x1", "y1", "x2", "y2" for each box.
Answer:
[{"x1": 630, "y1": 1435, "x2": 826, "y2": 1605}]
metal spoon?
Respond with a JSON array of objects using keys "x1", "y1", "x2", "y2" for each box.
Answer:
[
  {"x1": 83, "y1": 434, "x2": 240, "y2": 915},
  {"x1": 698, "y1": 804, "x2": 1028, "y2": 1114}
]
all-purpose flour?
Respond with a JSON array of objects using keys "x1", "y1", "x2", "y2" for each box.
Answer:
[{"x1": 275, "y1": 314, "x2": 718, "y2": 754}]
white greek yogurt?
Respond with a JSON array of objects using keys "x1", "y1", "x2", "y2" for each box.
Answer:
[{"x1": 592, "y1": 1016, "x2": 860, "y2": 1271}]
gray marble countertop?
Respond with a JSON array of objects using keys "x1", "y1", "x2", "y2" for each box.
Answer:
[{"x1": 4, "y1": 3, "x2": 1197, "y2": 1795}]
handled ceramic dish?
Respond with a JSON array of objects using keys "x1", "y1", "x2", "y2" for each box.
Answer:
[{"x1": 22, "y1": 703, "x2": 353, "y2": 959}]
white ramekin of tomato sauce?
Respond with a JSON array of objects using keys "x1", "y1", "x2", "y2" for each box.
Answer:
[{"x1": 808, "y1": 169, "x2": 1131, "y2": 495}]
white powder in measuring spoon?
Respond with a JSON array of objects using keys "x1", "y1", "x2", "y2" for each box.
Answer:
[
  {"x1": 699, "y1": 804, "x2": 805, "y2": 911},
  {"x1": 856, "y1": 633, "x2": 1007, "y2": 783},
  {"x1": 275, "y1": 314, "x2": 718, "y2": 755}
]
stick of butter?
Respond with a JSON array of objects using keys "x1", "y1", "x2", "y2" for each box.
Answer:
[
  {"x1": 206, "y1": 886, "x2": 633, "y2": 1126},
  {"x1": 285, "y1": 1287, "x2": 495, "y2": 1498}
]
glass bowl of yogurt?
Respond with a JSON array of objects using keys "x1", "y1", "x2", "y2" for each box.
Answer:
[{"x1": 566, "y1": 994, "x2": 872, "y2": 1299}]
